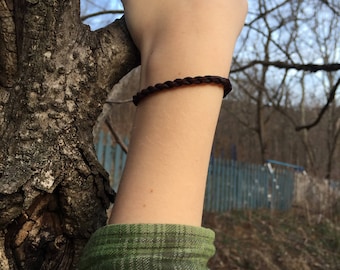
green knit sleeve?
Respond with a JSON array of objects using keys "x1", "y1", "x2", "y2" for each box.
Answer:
[{"x1": 78, "y1": 223, "x2": 215, "y2": 269}]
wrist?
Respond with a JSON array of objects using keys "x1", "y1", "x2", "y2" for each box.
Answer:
[{"x1": 140, "y1": 45, "x2": 233, "y2": 89}]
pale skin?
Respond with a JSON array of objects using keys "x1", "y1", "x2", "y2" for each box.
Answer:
[{"x1": 109, "y1": 0, "x2": 248, "y2": 226}]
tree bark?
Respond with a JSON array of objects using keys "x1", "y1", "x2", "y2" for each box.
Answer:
[{"x1": 0, "y1": 0, "x2": 139, "y2": 269}]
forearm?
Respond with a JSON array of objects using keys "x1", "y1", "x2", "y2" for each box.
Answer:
[
  {"x1": 109, "y1": 0, "x2": 248, "y2": 226},
  {"x1": 110, "y1": 86, "x2": 223, "y2": 225}
]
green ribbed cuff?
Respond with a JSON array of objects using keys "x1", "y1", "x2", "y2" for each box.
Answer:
[{"x1": 79, "y1": 223, "x2": 215, "y2": 269}]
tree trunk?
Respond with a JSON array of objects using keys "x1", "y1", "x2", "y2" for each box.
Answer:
[{"x1": 0, "y1": 0, "x2": 139, "y2": 269}]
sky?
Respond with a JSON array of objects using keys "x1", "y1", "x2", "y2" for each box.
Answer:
[
  {"x1": 80, "y1": 0, "x2": 340, "y2": 104},
  {"x1": 81, "y1": 0, "x2": 124, "y2": 30}
]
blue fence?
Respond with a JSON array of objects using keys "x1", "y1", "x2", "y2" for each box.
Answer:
[
  {"x1": 205, "y1": 158, "x2": 294, "y2": 211},
  {"x1": 95, "y1": 131, "x2": 127, "y2": 191},
  {"x1": 95, "y1": 131, "x2": 295, "y2": 212}
]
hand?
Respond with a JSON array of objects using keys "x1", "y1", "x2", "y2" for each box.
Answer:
[
  {"x1": 123, "y1": 0, "x2": 248, "y2": 50},
  {"x1": 122, "y1": 0, "x2": 248, "y2": 87}
]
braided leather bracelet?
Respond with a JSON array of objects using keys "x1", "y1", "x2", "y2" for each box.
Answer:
[{"x1": 132, "y1": 75, "x2": 232, "y2": 106}]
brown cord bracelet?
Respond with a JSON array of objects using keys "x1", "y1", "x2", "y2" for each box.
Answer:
[{"x1": 132, "y1": 75, "x2": 232, "y2": 106}]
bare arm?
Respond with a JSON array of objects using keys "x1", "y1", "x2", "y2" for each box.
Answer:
[{"x1": 109, "y1": 0, "x2": 248, "y2": 226}]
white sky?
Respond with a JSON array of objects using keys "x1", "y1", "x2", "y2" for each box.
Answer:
[{"x1": 81, "y1": 0, "x2": 124, "y2": 30}]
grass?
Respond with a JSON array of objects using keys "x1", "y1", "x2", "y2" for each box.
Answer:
[{"x1": 203, "y1": 205, "x2": 340, "y2": 269}]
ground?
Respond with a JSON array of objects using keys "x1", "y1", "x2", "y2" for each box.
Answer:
[{"x1": 203, "y1": 204, "x2": 340, "y2": 270}]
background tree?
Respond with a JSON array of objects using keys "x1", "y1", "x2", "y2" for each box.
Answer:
[
  {"x1": 214, "y1": 0, "x2": 340, "y2": 179},
  {"x1": 0, "y1": 0, "x2": 138, "y2": 268}
]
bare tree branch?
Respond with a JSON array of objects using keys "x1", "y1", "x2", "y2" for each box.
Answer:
[
  {"x1": 245, "y1": 0, "x2": 291, "y2": 28},
  {"x1": 319, "y1": 0, "x2": 340, "y2": 16},
  {"x1": 296, "y1": 77, "x2": 340, "y2": 131},
  {"x1": 231, "y1": 61, "x2": 340, "y2": 73},
  {"x1": 106, "y1": 98, "x2": 132, "y2": 104},
  {"x1": 105, "y1": 119, "x2": 128, "y2": 154},
  {"x1": 81, "y1": 10, "x2": 124, "y2": 21}
]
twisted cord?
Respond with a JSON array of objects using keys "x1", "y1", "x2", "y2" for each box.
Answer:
[{"x1": 133, "y1": 76, "x2": 232, "y2": 106}]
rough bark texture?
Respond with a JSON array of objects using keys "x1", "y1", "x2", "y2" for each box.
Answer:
[{"x1": 0, "y1": 0, "x2": 139, "y2": 269}]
